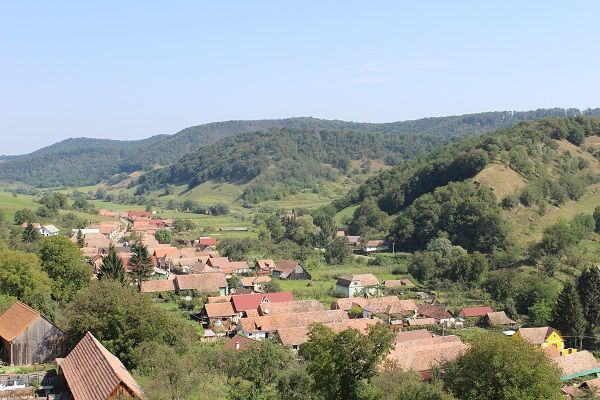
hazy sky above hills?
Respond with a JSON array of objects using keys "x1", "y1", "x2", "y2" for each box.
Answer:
[{"x1": 1, "y1": 1, "x2": 600, "y2": 155}]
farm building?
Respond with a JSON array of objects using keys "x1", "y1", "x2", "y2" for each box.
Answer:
[
  {"x1": 60, "y1": 331, "x2": 145, "y2": 399},
  {"x1": 0, "y1": 301, "x2": 66, "y2": 366}
]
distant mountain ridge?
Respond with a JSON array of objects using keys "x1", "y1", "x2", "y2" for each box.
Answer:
[{"x1": 2, "y1": 108, "x2": 600, "y2": 187}]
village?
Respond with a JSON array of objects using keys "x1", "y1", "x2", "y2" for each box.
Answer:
[{"x1": 1, "y1": 209, "x2": 599, "y2": 399}]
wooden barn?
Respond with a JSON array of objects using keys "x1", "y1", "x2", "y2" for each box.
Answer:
[{"x1": 0, "y1": 301, "x2": 66, "y2": 366}]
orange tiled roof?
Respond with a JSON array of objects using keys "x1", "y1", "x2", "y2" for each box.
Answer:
[
  {"x1": 60, "y1": 332, "x2": 144, "y2": 400},
  {"x1": 0, "y1": 301, "x2": 42, "y2": 342}
]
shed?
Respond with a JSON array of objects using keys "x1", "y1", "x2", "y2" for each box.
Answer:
[{"x1": 0, "y1": 301, "x2": 66, "y2": 366}]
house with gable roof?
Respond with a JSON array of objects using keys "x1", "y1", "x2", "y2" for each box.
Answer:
[
  {"x1": 0, "y1": 301, "x2": 66, "y2": 366},
  {"x1": 39, "y1": 224, "x2": 60, "y2": 237},
  {"x1": 335, "y1": 274, "x2": 381, "y2": 297},
  {"x1": 514, "y1": 326, "x2": 567, "y2": 354},
  {"x1": 59, "y1": 331, "x2": 145, "y2": 399},
  {"x1": 458, "y1": 306, "x2": 493, "y2": 319},
  {"x1": 273, "y1": 259, "x2": 311, "y2": 280},
  {"x1": 254, "y1": 259, "x2": 276, "y2": 276}
]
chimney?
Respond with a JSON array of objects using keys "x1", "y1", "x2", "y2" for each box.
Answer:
[{"x1": 235, "y1": 342, "x2": 240, "y2": 350}]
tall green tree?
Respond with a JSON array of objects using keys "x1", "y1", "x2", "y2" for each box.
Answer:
[
  {"x1": 0, "y1": 248, "x2": 54, "y2": 316},
  {"x1": 443, "y1": 332, "x2": 562, "y2": 400},
  {"x1": 593, "y1": 206, "x2": 600, "y2": 233},
  {"x1": 348, "y1": 197, "x2": 390, "y2": 238},
  {"x1": 312, "y1": 206, "x2": 338, "y2": 246},
  {"x1": 22, "y1": 222, "x2": 40, "y2": 243},
  {"x1": 14, "y1": 208, "x2": 36, "y2": 225},
  {"x1": 129, "y1": 242, "x2": 154, "y2": 290},
  {"x1": 372, "y1": 367, "x2": 455, "y2": 400},
  {"x1": 324, "y1": 236, "x2": 353, "y2": 265},
  {"x1": 235, "y1": 340, "x2": 294, "y2": 390},
  {"x1": 98, "y1": 244, "x2": 126, "y2": 284},
  {"x1": 76, "y1": 229, "x2": 85, "y2": 248},
  {"x1": 155, "y1": 229, "x2": 173, "y2": 244},
  {"x1": 300, "y1": 323, "x2": 394, "y2": 400},
  {"x1": 577, "y1": 266, "x2": 600, "y2": 329},
  {"x1": 39, "y1": 236, "x2": 92, "y2": 303},
  {"x1": 551, "y1": 282, "x2": 586, "y2": 348},
  {"x1": 66, "y1": 280, "x2": 195, "y2": 369}
]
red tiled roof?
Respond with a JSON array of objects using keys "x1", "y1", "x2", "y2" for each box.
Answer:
[
  {"x1": 458, "y1": 306, "x2": 493, "y2": 318},
  {"x1": 417, "y1": 303, "x2": 453, "y2": 321},
  {"x1": 224, "y1": 334, "x2": 259, "y2": 351},
  {"x1": 407, "y1": 318, "x2": 437, "y2": 327},
  {"x1": 140, "y1": 280, "x2": 177, "y2": 293},
  {"x1": 395, "y1": 329, "x2": 434, "y2": 343},
  {"x1": 199, "y1": 237, "x2": 217, "y2": 246},
  {"x1": 277, "y1": 318, "x2": 380, "y2": 346},
  {"x1": 153, "y1": 247, "x2": 179, "y2": 258},
  {"x1": 204, "y1": 302, "x2": 236, "y2": 318},
  {"x1": 258, "y1": 300, "x2": 324, "y2": 316},
  {"x1": 175, "y1": 273, "x2": 228, "y2": 293},
  {"x1": 554, "y1": 351, "x2": 600, "y2": 378},
  {"x1": 274, "y1": 259, "x2": 301, "y2": 274},
  {"x1": 240, "y1": 310, "x2": 348, "y2": 334},
  {"x1": 0, "y1": 301, "x2": 43, "y2": 342},
  {"x1": 60, "y1": 332, "x2": 144, "y2": 400},
  {"x1": 387, "y1": 335, "x2": 468, "y2": 373},
  {"x1": 231, "y1": 292, "x2": 294, "y2": 312},
  {"x1": 206, "y1": 257, "x2": 230, "y2": 268},
  {"x1": 255, "y1": 259, "x2": 275, "y2": 270},
  {"x1": 128, "y1": 211, "x2": 152, "y2": 218}
]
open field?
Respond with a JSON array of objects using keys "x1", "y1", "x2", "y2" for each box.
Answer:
[
  {"x1": 277, "y1": 253, "x2": 412, "y2": 306},
  {"x1": 0, "y1": 190, "x2": 105, "y2": 223},
  {"x1": 506, "y1": 184, "x2": 600, "y2": 243}
]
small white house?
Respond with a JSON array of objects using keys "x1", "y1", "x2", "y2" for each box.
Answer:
[
  {"x1": 362, "y1": 240, "x2": 390, "y2": 253},
  {"x1": 39, "y1": 225, "x2": 60, "y2": 237},
  {"x1": 335, "y1": 274, "x2": 382, "y2": 298}
]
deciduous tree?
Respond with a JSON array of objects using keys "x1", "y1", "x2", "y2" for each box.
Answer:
[
  {"x1": 39, "y1": 236, "x2": 91, "y2": 303},
  {"x1": 443, "y1": 332, "x2": 562, "y2": 400},
  {"x1": 300, "y1": 323, "x2": 394, "y2": 400}
]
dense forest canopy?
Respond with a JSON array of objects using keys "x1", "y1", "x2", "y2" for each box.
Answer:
[
  {"x1": 3, "y1": 108, "x2": 600, "y2": 187},
  {"x1": 134, "y1": 128, "x2": 446, "y2": 195}
]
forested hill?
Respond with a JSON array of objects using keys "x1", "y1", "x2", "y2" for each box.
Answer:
[
  {"x1": 135, "y1": 128, "x2": 446, "y2": 199},
  {"x1": 3, "y1": 108, "x2": 600, "y2": 187},
  {"x1": 0, "y1": 136, "x2": 168, "y2": 187},
  {"x1": 338, "y1": 116, "x2": 600, "y2": 253}
]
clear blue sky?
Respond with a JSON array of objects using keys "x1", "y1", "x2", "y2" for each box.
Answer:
[{"x1": 2, "y1": 1, "x2": 600, "y2": 155}]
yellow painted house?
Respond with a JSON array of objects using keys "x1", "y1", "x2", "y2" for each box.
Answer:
[{"x1": 514, "y1": 326, "x2": 575, "y2": 356}]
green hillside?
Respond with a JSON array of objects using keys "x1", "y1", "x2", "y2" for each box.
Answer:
[
  {"x1": 4, "y1": 108, "x2": 599, "y2": 188},
  {"x1": 0, "y1": 136, "x2": 167, "y2": 187},
  {"x1": 134, "y1": 128, "x2": 447, "y2": 202},
  {"x1": 338, "y1": 116, "x2": 600, "y2": 250}
]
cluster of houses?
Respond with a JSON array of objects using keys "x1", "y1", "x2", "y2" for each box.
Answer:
[{"x1": 4, "y1": 209, "x2": 599, "y2": 398}]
